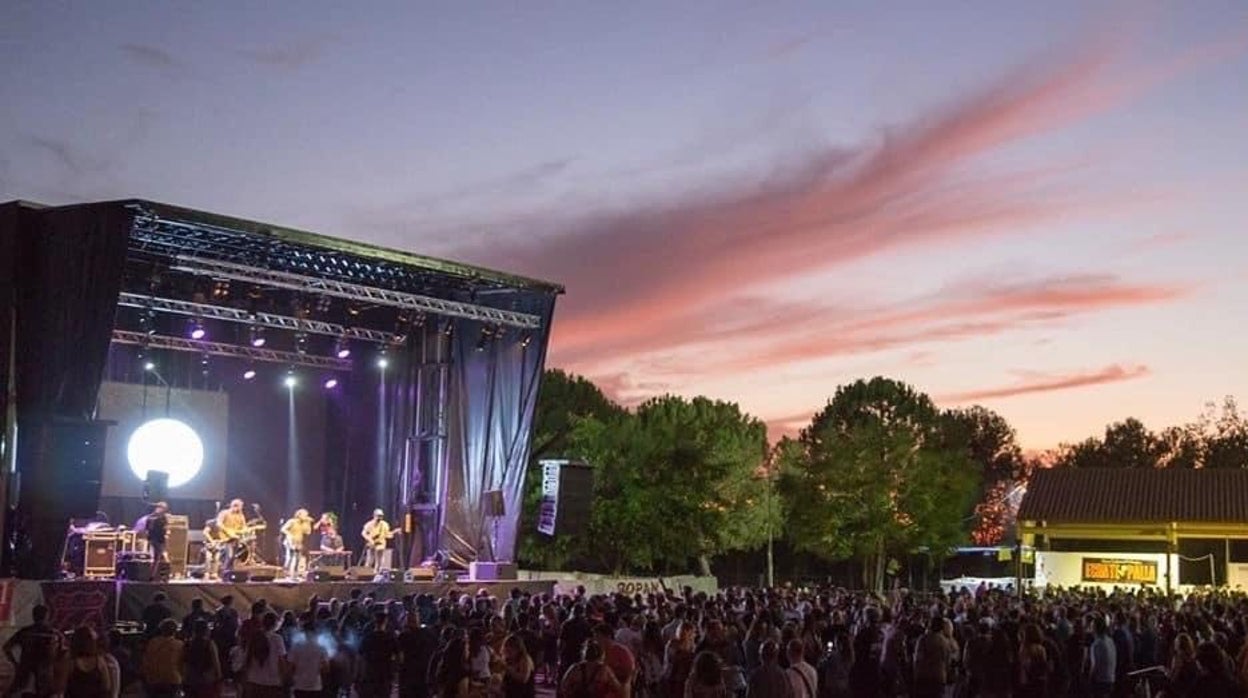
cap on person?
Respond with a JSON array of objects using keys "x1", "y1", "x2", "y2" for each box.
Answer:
[{"x1": 373, "y1": 508, "x2": 384, "y2": 517}]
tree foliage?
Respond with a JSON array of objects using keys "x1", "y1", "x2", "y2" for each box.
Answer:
[
  {"x1": 1054, "y1": 403, "x2": 1247, "y2": 470},
  {"x1": 779, "y1": 377, "x2": 980, "y2": 592},
  {"x1": 520, "y1": 366, "x2": 1244, "y2": 580},
  {"x1": 939, "y1": 406, "x2": 1028, "y2": 545},
  {"x1": 518, "y1": 373, "x2": 773, "y2": 573}
]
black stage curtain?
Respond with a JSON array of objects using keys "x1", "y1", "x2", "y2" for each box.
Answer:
[
  {"x1": 11, "y1": 203, "x2": 134, "y2": 578},
  {"x1": 0, "y1": 203, "x2": 26, "y2": 574}
]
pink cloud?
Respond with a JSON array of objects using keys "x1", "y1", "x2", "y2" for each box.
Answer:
[
  {"x1": 450, "y1": 26, "x2": 1235, "y2": 373},
  {"x1": 938, "y1": 364, "x2": 1151, "y2": 403}
]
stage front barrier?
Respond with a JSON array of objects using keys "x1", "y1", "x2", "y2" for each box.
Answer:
[{"x1": 517, "y1": 571, "x2": 719, "y2": 597}]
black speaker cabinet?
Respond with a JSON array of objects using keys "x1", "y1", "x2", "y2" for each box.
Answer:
[{"x1": 165, "y1": 515, "x2": 189, "y2": 577}]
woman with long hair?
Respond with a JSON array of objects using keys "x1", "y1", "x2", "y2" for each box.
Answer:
[
  {"x1": 501, "y1": 634, "x2": 536, "y2": 698},
  {"x1": 1016, "y1": 623, "x2": 1050, "y2": 698},
  {"x1": 1167, "y1": 633, "x2": 1200, "y2": 698},
  {"x1": 435, "y1": 637, "x2": 472, "y2": 698},
  {"x1": 182, "y1": 619, "x2": 222, "y2": 698},
  {"x1": 684, "y1": 650, "x2": 729, "y2": 698},
  {"x1": 540, "y1": 603, "x2": 561, "y2": 686},
  {"x1": 62, "y1": 626, "x2": 112, "y2": 698},
  {"x1": 559, "y1": 639, "x2": 622, "y2": 698},
  {"x1": 242, "y1": 612, "x2": 287, "y2": 698}
]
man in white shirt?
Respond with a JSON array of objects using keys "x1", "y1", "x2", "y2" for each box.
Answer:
[
  {"x1": 287, "y1": 618, "x2": 329, "y2": 698},
  {"x1": 786, "y1": 638, "x2": 818, "y2": 698},
  {"x1": 361, "y1": 509, "x2": 394, "y2": 572}
]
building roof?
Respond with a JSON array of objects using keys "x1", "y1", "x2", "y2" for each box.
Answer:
[{"x1": 1018, "y1": 468, "x2": 1248, "y2": 524}]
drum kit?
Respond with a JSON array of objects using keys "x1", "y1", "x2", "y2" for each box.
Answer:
[{"x1": 205, "y1": 519, "x2": 268, "y2": 573}]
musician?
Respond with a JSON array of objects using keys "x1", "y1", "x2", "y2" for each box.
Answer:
[
  {"x1": 215, "y1": 499, "x2": 248, "y2": 570},
  {"x1": 280, "y1": 508, "x2": 313, "y2": 579},
  {"x1": 318, "y1": 513, "x2": 344, "y2": 553},
  {"x1": 144, "y1": 502, "x2": 169, "y2": 577},
  {"x1": 202, "y1": 519, "x2": 225, "y2": 580},
  {"x1": 361, "y1": 509, "x2": 394, "y2": 572}
]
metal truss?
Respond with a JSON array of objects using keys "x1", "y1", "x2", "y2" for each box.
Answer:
[
  {"x1": 170, "y1": 256, "x2": 542, "y2": 329},
  {"x1": 112, "y1": 330, "x2": 354, "y2": 371},
  {"x1": 117, "y1": 292, "x2": 396, "y2": 343}
]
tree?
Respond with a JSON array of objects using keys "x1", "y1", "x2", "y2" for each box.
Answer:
[
  {"x1": 779, "y1": 377, "x2": 980, "y2": 592},
  {"x1": 1198, "y1": 397, "x2": 1248, "y2": 469},
  {"x1": 939, "y1": 406, "x2": 1026, "y2": 544},
  {"x1": 632, "y1": 396, "x2": 775, "y2": 575},
  {"x1": 1054, "y1": 418, "x2": 1164, "y2": 469}
]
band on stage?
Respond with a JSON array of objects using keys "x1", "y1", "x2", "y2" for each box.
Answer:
[{"x1": 64, "y1": 498, "x2": 410, "y2": 582}]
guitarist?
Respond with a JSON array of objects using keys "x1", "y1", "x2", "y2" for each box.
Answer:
[
  {"x1": 201, "y1": 518, "x2": 226, "y2": 579},
  {"x1": 215, "y1": 499, "x2": 249, "y2": 571},
  {"x1": 361, "y1": 509, "x2": 396, "y2": 572}
]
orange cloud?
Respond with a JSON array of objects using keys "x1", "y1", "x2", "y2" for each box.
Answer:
[{"x1": 938, "y1": 364, "x2": 1151, "y2": 403}]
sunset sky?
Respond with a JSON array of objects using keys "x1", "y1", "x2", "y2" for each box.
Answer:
[{"x1": 2, "y1": 2, "x2": 1246, "y2": 449}]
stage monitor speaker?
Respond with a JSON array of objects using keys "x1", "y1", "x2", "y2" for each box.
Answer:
[
  {"x1": 469, "y1": 561, "x2": 518, "y2": 581},
  {"x1": 481, "y1": 490, "x2": 505, "y2": 518},
  {"x1": 347, "y1": 566, "x2": 377, "y2": 580},
  {"x1": 313, "y1": 565, "x2": 347, "y2": 580},
  {"x1": 116, "y1": 557, "x2": 167, "y2": 582},
  {"x1": 306, "y1": 569, "x2": 341, "y2": 582},
  {"x1": 227, "y1": 565, "x2": 281, "y2": 583},
  {"x1": 405, "y1": 567, "x2": 435, "y2": 581},
  {"x1": 143, "y1": 470, "x2": 169, "y2": 503}
]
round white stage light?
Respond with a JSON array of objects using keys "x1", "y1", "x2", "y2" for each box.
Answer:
[{"x1": 127, "y1": 418, "x2": 204, "y2": 488}]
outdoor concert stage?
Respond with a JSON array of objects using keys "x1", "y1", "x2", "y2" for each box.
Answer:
[
  {"x1": 0, "y1": 199, "x2": 563, "y2": 586},
  {"x1": 35, "y1": 578, "x2": 557, "y2": 629}
]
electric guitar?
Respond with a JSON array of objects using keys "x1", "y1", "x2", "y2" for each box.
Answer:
[{"x1": 363, "y1": 522, "x2": 398, "y2": 550}]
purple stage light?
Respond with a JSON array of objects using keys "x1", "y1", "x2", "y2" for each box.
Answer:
[
  {"x1": 243, "y1": 369, "x2": 256, "y2": 380},
  {"x1": 324, "y1": 378, "x2": 339, "y2": 389},
  {"x1": 190, "y1": 324, "x2": 205, "y2": 340},
  {"x1": 336, "y1": 347, "x2": 350, "y2": 359},
  {"x1": 251, "y1": 336, "x2": 266, "y2": 347}
]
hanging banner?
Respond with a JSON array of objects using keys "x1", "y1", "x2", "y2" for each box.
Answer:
[{"x1": 1081, "y1": 557, "x2": 1158, "y2": 584}]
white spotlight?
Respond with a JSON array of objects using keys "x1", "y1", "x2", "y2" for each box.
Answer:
[
  {"x1": 284, "y1": 374, "x2": 297, "y2": 389},
  {"x1": 143, "y1": 361, "x2": 156, "y2": 372},
  {"x1": 127, "y1": 418, "x2": 204, "y2": 488}
]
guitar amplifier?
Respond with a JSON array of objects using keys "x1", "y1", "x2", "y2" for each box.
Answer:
[{"x1": 166, "y1": 515, "x2": 189, "y2": 577}]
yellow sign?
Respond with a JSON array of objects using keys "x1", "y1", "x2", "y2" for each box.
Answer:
[{"x1": 1081, "y1": 558, "x2": 1158, "y2": 584}]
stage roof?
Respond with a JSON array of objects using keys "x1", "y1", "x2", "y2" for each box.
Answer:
[
  {"x1": 5, "y1": 198, "x2": 564, "y2": 295},
  {"x1": 1018, "y1": 468, "x2": 1248, "y2": 524}
]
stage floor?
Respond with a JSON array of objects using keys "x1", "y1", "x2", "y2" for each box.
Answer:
[{"x1": 37, "y1": 578, "x2": 556, "y2": 627}]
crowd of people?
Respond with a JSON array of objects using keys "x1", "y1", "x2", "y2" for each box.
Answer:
[{"x1": 5, "y1": 582, "x2": 1248, "y2": 697}]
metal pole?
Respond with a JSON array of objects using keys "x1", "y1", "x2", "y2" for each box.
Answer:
[{"x1": 766, "y1": 473, "x2": 775, "y2": 588}]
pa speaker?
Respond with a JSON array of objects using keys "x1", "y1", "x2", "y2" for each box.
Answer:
[
  {"x1": 223, "y1": 570, "x2": 250, "y2": 583},
  {"x1": 143, "y1": 470, "x2": 169, "y2": 503}
]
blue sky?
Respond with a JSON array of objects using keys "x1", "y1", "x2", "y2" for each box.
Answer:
[{"x1": 3, "y1": 1, "x2": 1246, "y2": 447}]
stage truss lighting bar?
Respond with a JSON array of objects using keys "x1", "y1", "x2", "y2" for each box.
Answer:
[
  {"x1": 117, "y1": 292, "x2": 395, "y2": 343},
  {"x1": 112, "y1": 330, "x2": 354, "y2": 371},
  {"x1": 170, "y1": 257, "x2": 542, "y2": 329}
]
